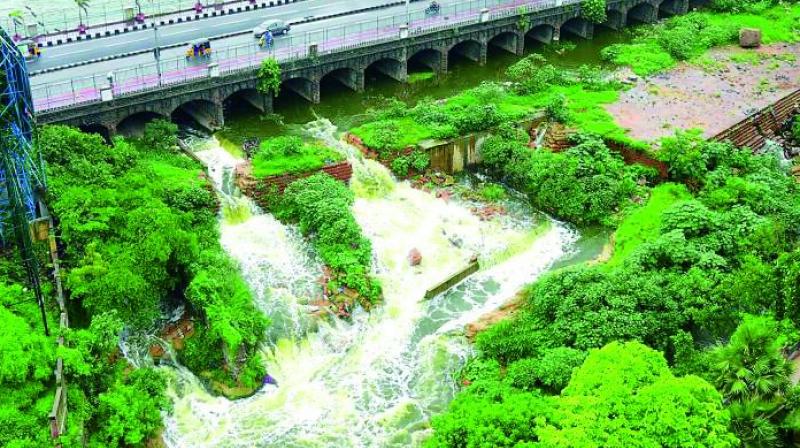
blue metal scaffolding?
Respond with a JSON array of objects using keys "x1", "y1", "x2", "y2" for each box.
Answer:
[{"x1": 1, "y1": 26, "x2": 50, "y2": 335}]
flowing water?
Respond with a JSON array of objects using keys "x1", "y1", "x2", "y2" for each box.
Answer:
[
  {"x1": 143, "y1": 21, "x2": 627, "y2": 447},
  {"x1": 158, "y1": 119, "x2": 602, "y2": 447}
]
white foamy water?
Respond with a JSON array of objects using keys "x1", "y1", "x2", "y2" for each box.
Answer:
[{"x1": 161, "y1": 121, "x2": 577, "y2": 447}]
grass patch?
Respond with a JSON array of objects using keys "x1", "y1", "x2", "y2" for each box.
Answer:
[
  {"x1": 602, "y1": 4, "x2": 800, "y2": 76},
  {"x1": 605, "y1": 182, "x2": 691, "y2": 267},
  {"x1": 251, "y1": 136, "x2": 344, "y2": 178}
]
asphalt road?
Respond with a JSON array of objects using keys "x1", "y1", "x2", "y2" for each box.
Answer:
[
  {"x1": 30, "y1": 0, "x2": 500, "y2": 88},
  {"x1": 29, "y1": 0, "x2": 402, "y2": 72}
]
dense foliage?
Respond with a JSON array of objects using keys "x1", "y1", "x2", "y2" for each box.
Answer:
[
  {"x1": 273, "y1": 173, "x2": 381, "y2": 308},
  {"x1": 481, "y1": 131, "x2": 647, "y2": 225},
  {"x1": 426, "y1": 341, "x2": 738, "y2": 447},
  {"x1": 432, "y1": 131, "x2": 800, "y2": 445},
  {"x1": 38, "y1": 122, "x2": 267, "y2": 392},
  {"x1": 251, "y1": 136, "x2": 344, "y2": 178}
]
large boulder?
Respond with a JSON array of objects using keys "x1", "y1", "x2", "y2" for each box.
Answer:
[{"x1": 739, "y1": 28, "x2": 762, "y2": 48}]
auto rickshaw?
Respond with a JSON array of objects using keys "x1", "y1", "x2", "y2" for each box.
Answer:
[
  {"x1": 185, "y1": 39, "x2": 212, "y2": 59},
  {"x1": 17, "y1": 40, "x2": 41, "y2": 62}
]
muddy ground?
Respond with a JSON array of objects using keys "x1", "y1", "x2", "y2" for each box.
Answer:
[{"x1": 607, "y1": 43, "x2": 800, "y2": 144}]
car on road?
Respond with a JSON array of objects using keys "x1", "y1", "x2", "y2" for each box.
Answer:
[{"x1": 253, "y1": 19, "x2": 290, "y2": 38}]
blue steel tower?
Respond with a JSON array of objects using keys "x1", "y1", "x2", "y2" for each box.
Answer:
[{"x1": 0, "y1": 27, "x2": 50, "y2": 335}]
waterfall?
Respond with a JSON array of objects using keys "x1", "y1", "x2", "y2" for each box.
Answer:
[{"x1": 161, "y1": 120, "x2": 578, "y2": 448}]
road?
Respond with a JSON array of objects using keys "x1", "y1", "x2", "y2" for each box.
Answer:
[
  {"x1": 29, "y1": 0, "x2": 403, "y2": 72},
  {"x1": 30, "y1": 0, "x2": 497, "y2": 87}
]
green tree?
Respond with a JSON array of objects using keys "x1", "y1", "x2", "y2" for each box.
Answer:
[{"x1": 257, "y1": 58, "x2": 281, "y2": 96}]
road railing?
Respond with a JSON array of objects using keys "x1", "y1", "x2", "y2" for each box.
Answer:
[
  {"x1": 31, "y1": 0, "x2": 581, "y2": 112},
  {"x1": 1, "y1": 0, "x2": 303, "y2": 44}
]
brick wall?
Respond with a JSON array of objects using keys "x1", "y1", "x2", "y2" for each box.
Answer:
[{"x1": 236, "y1": 161, "x2": 353, "y2": 201}]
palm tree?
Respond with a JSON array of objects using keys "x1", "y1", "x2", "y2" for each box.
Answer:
[
  {"x1": 713, "y1": 316, "x2": 796, "y2": 445},
  {"x1": 74, "y1": 0, "x2": 91, "y2": 32},
  {"x1": 8, "y1": 10, "x2": 24, "y2": 40}
]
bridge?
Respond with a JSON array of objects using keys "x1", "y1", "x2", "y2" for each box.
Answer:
[{"x1": 33, "y1": 0, "x2": 699, "y2": 136}]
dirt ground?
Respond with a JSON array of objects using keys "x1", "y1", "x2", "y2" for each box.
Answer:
[{"x1": 607, "y1": 43, "x2": 800, "y2": 143}]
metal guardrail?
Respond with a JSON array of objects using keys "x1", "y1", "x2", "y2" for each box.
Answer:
[{"x1": 31, "y1": 0, "x2": 579, "y2": 112}]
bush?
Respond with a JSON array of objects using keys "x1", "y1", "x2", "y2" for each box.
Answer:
[
  {"x1": 505, "y1": 54, "x2": 565, "y2": 95},
  {"x1": 277, "y1": 174, "x2": 381, "y2": 305},
  {"x1": 478, "y1": 184, "x2": 507, "y2": 202},
  {"x1": 140, "y1": 119, "x2": 178, "y2": 153},
  {"x1": 256, "y1": 57, "x2": 281, "y2": 96},
  {"x1": 544, "y1": 94, "x2": 571, "y2": 123}
]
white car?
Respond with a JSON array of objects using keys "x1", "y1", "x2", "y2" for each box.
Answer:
[{"x1": 253, "y1": 19, "x2": 290, "y2": 38}]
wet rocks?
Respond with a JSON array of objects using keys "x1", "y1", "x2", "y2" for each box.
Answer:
[
  {"x1": 408, "y1": 248, "x2": 422, "y2": 266},
  {"x1": 740, "y1": 28, "x2": 762, "y2": 49},
  {"x1": 470, "y1": 204, "x2": 507, "y2": 221}
]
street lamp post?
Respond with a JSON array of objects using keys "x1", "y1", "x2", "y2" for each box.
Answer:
[
  {"x1": 153, "y1": 22, "x2": 162, "y2": 85},
  {"x1": 405, "y1": 0, "x2": 410, "y2": 25}
]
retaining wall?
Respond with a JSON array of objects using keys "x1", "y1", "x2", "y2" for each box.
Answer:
[
  {"x1": 713, "y1": 89, "x2": 800, "y2": 150},
  {"x1": 236, "y1": 161, "x2": 353, "y2": 199}
]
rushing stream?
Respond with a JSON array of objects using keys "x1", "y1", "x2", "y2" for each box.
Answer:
[{"x1": 158, "y1": 119, "x2": 594, "y2": 447}]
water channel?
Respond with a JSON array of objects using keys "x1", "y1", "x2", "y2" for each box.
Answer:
[{"x1": 160, "y1": 28, "x2": 623, "y2": 447}]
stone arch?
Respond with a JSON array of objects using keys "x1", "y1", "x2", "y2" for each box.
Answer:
[
  {"x1": 223, "y1": 88, "x2": 271, "y2": 120},
  {"x1": 560, "y1": 17, "x2": 594, "y2": 39},
  {"x1": 602, "y1": 9, "x2": 626, "y2": 30},
  {"x1": 448, "y1": 39, "x2": 484, "y2": 66},
  {"x1": 280, "y1": 76, "x2": 318, "y2": 104},
  {"x1": 408, "y1": 47, "x2": 443, "y2": 73},
  {"x1": 659, "y1": 0, "x2": 689, "y2": 17},
  {"x1": 171, "y1": 98, "x2": 223, "y2": 133},
  {"x1": 488, "y1": 30, "x2": 522, "y2": 56},
  {"x1": 364, "y1": 58, "x2": 406, "y2": 83},
  {"x1": 116, "y1": 111, "x2": 167, "y2": 137},
  {"x1": 321, "y1": 66, "x2": 364, "y2": 93},
  {"x1": 627, "y1": 2, "x2": 659, "y2": 24},
  {"x1": 78, "y1": 123, "x2": 113, "y2": 142},
  {"x1": 526, "y1": 23, "x2": 558, "y2": 45}
]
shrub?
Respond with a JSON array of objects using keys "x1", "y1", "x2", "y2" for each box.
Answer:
[
  {"x1": 140, "y1": 119, "x2": 178, "y2": 153},
  {"x1": 391, "y1": 156, "x2": 410, "y2": 177},
  {"x1": 581, "y1": 0, "x2": 607, "y2": 23},
  {"x1": 544, "y1": 94, "x2": 571, "y2": 123},
  {"x1": 277, "y1": 174, "x2": 381, "y2": 305},
  {"x1": 256, "y1": 57, "x2": 281, "y2": 96}
]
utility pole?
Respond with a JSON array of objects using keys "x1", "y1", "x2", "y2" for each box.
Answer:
[{"x1": 406, "y1": 0, "x2": 410, "y2": 24}]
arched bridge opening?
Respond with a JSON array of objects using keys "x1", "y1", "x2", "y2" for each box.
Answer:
[
  {"x1": 224, "y1": 89, "x2": 271, "y2": 122},
  {"x1": 365, "y1": 58, "x2": 406, "y2": 84},
  {"x1": 320, "y1": 67, "x2": 364, "y2": 99},
  {"x1": 602, "y1": 9, "x2": 626, "y2": 30},
  {"x1": 408, "y1": 48, "x2": 442, "y2": 77},
  {"x1": 78, "y1": 123, "x2": 113, "y2": 143},
  {"x1": 171, "y1": 99, "x2": 223, "y2": 134},
  {"x1": 277, "y1": 77, "x2": 319, "y2": 107},
  {"x1": 488, "y1": 31, "x2": 522, "y2": 56},
  {"x1": 526, "y1": 24, "x2": 558, "y2": 48},
  {"x1": 561, "y1": 17, "x2": 594, "y2": 40},
  {"x1": 627, "y1": 2, "x2": 658, "y2": 24},
  {"x1": 448, "y1": 39, "x2": 484, "y2": 68},
  {"x1": 660, "y1": 0, "x2": 689, "y2": 17},
  {"x1": 117, "y1": 111, "x2": 166, "y2": 138}
]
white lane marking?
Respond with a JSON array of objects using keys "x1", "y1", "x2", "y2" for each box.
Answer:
[
  {"x1": 107, "y1": 37, "x2": 149, "y2": 48},
  {"x1": 162, "y1": 28, "x2": 202, "y2": 37},
  {"x1": 212, "y1": 17, "x2": 253, "y2": 27}
]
